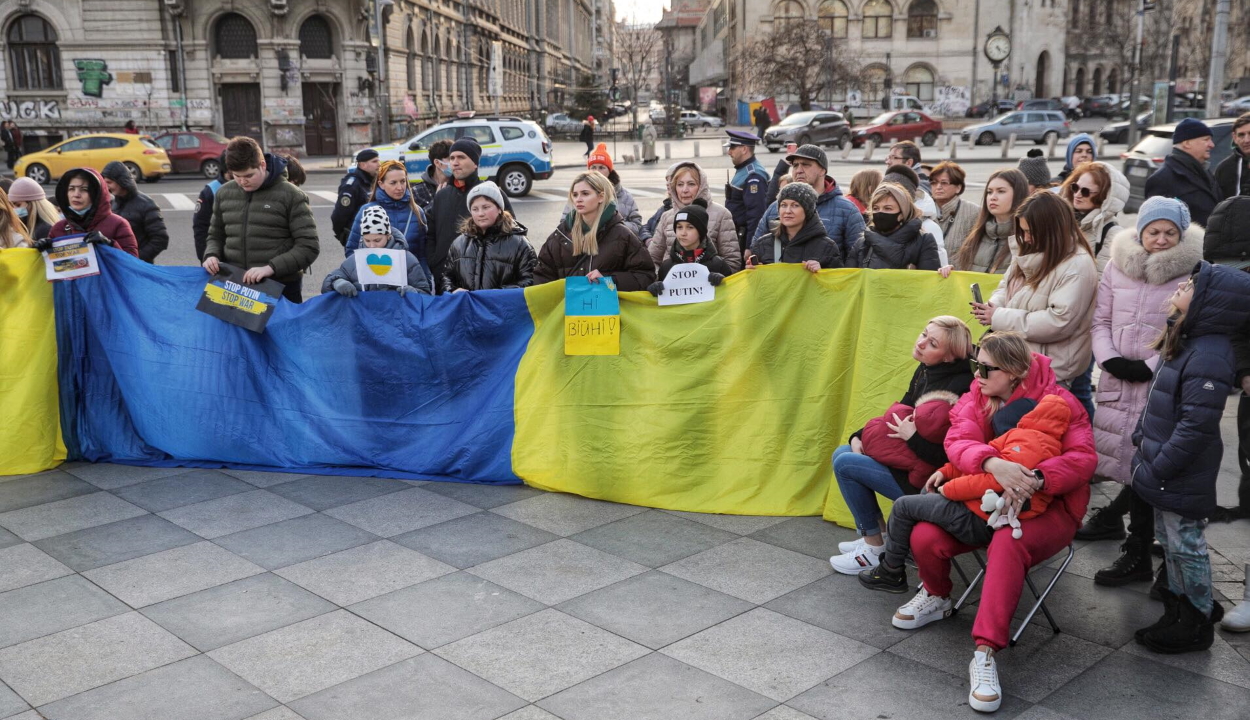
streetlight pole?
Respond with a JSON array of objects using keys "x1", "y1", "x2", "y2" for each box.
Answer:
[
  {"x1": 1206, "y1": 0, "x2": 1230, "y2": 119},
  {"x1": 1126, "y1": 0, "x2": 1145, "y2": 147},
  {"x1": 374, "y1": 0, "x2": 392, "y2": 142}
]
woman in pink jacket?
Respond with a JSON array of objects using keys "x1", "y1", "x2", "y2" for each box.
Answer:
[
  {"x1": 858, "y1": 332, "x2": 1096, "y2": 713},
  {"x1": 1080, "y1": 198, "x2": 1203, "y2": 590}
]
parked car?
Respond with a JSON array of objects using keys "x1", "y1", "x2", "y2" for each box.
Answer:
[
  {"x1": 1081, "y1": 95, "x2": 1117, "y2": 117},
  {"x1": 1122, "y1": 118, "x2": 1236, "y2": 212},
  {"x1": 762, "y1": 110, "x2": 851, "y2": 151},
  {"x1": 960, "y1": 110, "x2": 1071, "y2": 146},
  {"x1": 544, "y1": 113, "x2": 582, "y2": 135},
  {"x1": 965, "y1": 99, "x2": 1016, "y2": 118},
  {"x1": 1222, "y1": 96, "x2": 1250, "y2": 117},
  {"x1": 1108, "y1": 96, "x2": 1154, "y2": 119},
  {"x1": 851, "y1": 110, "x2": 943, "y2": 147},
  {"x1": 363, "y1": 115, "x2": 553, "y2": 197},
  {"x1": 606, "y1": 103, "x2": 632, "y2": 119},
  {"x1": 1099, "y1": 110, "x2": 1153, "y2": 145},
  {"x1": 15, "y1": 133, "x2": 171, "y2": 185},
  {"x1": 678, "y1": 110, "x2": 724, "y2": 128},
  {"x1": 152, "y1": 130, "x2": 229, "y2": 178},
  {"x1": 1017, "y1": 98, "x2": 1064, "y2": 112}
]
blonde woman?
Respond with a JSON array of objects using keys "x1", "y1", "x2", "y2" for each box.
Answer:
[
  {"x1": 850, "y1": 182, "x2": 941, "y2": 270},
  {"x1": 0, "y1": 188, "x2": 31, "y2": 248},
  {"x1": 534, "y1": 171, "x2": 655, "y2": 290},
  {"x1": 650, "y1": 161, "x2": 742, "y2": 271},
  {"x1": 7, "y1": 177, "x2": 59, "y2": 243}
]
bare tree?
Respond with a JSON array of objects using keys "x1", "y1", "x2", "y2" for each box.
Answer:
[
  {"x1": 614, "y1": 23, "x2": 661, "y2": 132},
  {"x1": 733, "y1": 24, "x2": 860, "y2": 112}
]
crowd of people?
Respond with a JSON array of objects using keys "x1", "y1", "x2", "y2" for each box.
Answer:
[{"x1": 3, "y1": 110, "x2": 1250, "y2": 715}]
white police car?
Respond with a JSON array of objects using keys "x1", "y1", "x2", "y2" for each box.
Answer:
[{"x1": 363, "y1": 115, "x2": 553, "y2": 197}]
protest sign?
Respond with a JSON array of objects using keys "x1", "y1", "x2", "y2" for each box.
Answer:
[
  {"x1": 657, "y1": 263, "x2": 714, "y2": 306},
  {"x1": 353, "y1": 248, "x2": 407, "y2": 288},
  {"x1": 195, "y1": 263, "x2": 284, "y2": 333},
  {"x1": 43, "y1": 235, "x2": 100, "y2": 282},
  {"x1": 564, "y1": 275, "x2": 620, "y2": 356}
]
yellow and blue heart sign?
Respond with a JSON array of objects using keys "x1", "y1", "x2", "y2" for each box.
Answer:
[
  {"x1": 366, "y1": 253, "x2": 393, "y2": 276},
  {"x1": 352, "y1": 248, "x2": 406, "y2": 288}
]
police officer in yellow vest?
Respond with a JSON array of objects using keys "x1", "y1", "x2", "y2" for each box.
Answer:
[{"x1": 723, "y1": 130, "x2": 770, "y2": 247}]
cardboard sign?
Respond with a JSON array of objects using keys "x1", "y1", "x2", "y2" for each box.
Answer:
[
  {"x1": 195, "y1": 263, "x2": 284, "y2": 333},
  {"x1": 658, "y1": 263, "x2": 715, "y2": 306},
  {"x1": 564, "y1": 275, "x2": 620, "y2": 356},
  {"x1": 43, "y1": 234, "x2": 100, "y2": 282},
  {"x1": 353, "y1": 248, "x2": 407, "y2": 288}
]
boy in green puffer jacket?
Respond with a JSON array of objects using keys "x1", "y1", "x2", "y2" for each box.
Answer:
[{"x1": 202, "y1": 136, "x2": 320, "y2": 303}]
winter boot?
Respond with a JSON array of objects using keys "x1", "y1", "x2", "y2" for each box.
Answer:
[
  {"x1": 858, "y1": 558, "x2": 909, "y2": 594},
  {"x1": 1221, "y1": 566, "x2": 1250, "y2": 633},
  {"x1": 1074, "y1": 504, "x2": 1126, "y2": 542},
  {"x1": 1094, "y1": 537, "x2": 1154, "y2": 586},
  {"x1": 1149, "y1": 564, "x2": 1169, "y2": 601},
  {"x1": 1142, "y1": 596, "x2": 1223, "y2": 654},
  {"x1": 1135, "y1": 588, "x2": 1179, "y2": 644}
]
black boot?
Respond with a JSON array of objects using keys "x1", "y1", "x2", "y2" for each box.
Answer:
[
  {"x1": 1094, "y1": 537, "x2": 1154, "y2": 586},
  {"x1": 1135, "y1": 588, "x2": 1178, "y2": 644},
  {"x1": 1142, "y1": 596, "x2": 1224, "y2": 654},
  {"x1": 1074, "y1": 504, "x2": 1126, "y2": 541},
  {"x1": 1149, "y1": 564, "x2": 1169, "y2": 601},
  {"x1": 858, "y1": 558, "x2": 908, "y2": 594}
]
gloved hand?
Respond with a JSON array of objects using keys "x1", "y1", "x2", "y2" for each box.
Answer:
[
  {"x1": 332, "y1": 278, "x2": 358, "y2": 297},
  {"x1": 647, "y1": 281, "x2": 665, "y2": 297},
  {"x1": 83, "y1": 230, "x2": 111, "y2": 246},
  {"x1": 1103, "y1": 357, "x2": 1152, "y2": 383},
  {"x1": 708, "y1": 272, "x2": 724, "y2": 286},
  {"x1": 32, "y1": 237, "x2": 53, "y2": 252},
  {"x1": 397, "y1": 285, "x2": 411, "y2": 297}
]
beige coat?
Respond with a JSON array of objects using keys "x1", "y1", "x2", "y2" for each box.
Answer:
[
  {"x1": 650, "y1": 162, "x2": 743, "y2": 272},
  {"x1": 989, "y1": 240, "x2": 1099, "y2": 382},
  {"x1": 1077, "y1": 161, "x2": 1130, "y2": 274}
]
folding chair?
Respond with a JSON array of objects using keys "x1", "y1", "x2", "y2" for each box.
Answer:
[{"x1": 950, "y1": 544, "x2": 1075, "y2": 647}]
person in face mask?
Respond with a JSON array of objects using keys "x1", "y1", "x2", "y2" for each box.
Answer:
[
  {"x1": 43, "y1": 167, "x2": 139, "y2": 257},
  {"x1": 850, "y1": 182, "x2": 941, "y2": 270},
  {"x1": 6, "y1": 177, "x2": 61, "y2": 243},
  {"x1": 0, "y1": 187, "x2": 31, "y2": 248}
]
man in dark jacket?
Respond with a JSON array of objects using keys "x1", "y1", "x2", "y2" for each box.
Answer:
[
  {"x1": 750, "y1": 144, "x2": 866, "y2": 261},
  {"x1": 1144, "y1": 118, "x2": 1223, "y2": 226},
  {"x1": 425, "y1": 138, "x2": 514, "y2": 290},
  {"x1": 1214, "y1": 112, "x2": 1250, "y2": 199},
  {"x1": 330, "y1": 148, "x2": 380, "y2": 246},
  {"x1": 579, "y1": 117, "x2": 595, "y2": 157},
  {"x1": 754, "y1": 105, "x2": 771, "y2": 140},
  {"x1": 101, "y1": 161, "x2": 169, "y2": 264},
  {"x1": 410, "y1": 139, "x2": 452, "y2": 210},
  {"x1": 202, "y1": 137, "x2": 320, "y2": 303},
  {"x1": 192, "y1": 151, "x2": 229, "y2": 261}
]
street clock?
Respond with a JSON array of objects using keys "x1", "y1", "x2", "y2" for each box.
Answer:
[{"x1": 984, "y1": 28, "x2": 1011, "y2": 64}]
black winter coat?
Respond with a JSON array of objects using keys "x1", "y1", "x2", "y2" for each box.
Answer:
[
  {"x1": 426, "y1": 175, "x2": 515, "y2": 283},
  {"x1": 1144, "y1": 149, "x2": 1223, "y2": 226},
  {"x1": 442, "y1": 221, "x2": 537, "y2": 292},
  {"x1": 1202, "y1": 196, "x2": 1250, "y2": 383},
  {"x1": 102, "y1": 161, "x2": 169, "y2": 263},
  {"x1": 749, "y1": 215, "x2": 843, "y2": 268},
  {"x1": 330, "y1": 167, "x2": 374, "y2": 245},
  {"x1": 1214, "y1": 146, "x2": 1248, "y2": 200},
  {"x1": 535, "y1": 209, "x2": 655, "y2": 291},
  {"x1": 1132, "y1": 262, "x2": 1250, "y2": 519},
  {"x1": 852, "y1": 218, "x2": 941, "y2": 270}
]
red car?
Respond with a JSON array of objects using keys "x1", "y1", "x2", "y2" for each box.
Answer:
[
  {"x1": 152, "y1": 131, "x2": 230, "y2": 178},
  {"x1": 851, "y1": 111, "x2": 944, "y2": 148}
]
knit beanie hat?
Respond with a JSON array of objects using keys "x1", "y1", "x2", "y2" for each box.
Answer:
[
  {"x1": 359, "y1": 205, "x2": 392, "y2": 236},
  {"x1": 1136, "y1": 196, "x2": 1190, "y2": 235},
  {"x1": 7, "y1": 176, "x2": 46, "y2": 203},
  {"x1": 778, "y1": 181, "x2": 818, "y2": 221},
  {"x1": 466, "y1": 180, "x2": 506, "y2": 211},
  {"x1": 673, "y1": 197, "x2": 709, "y2": 239},
  {"x1": 449, "y1": 137, "x2": 482, "y2": 165},
  {"x1": 883, "y1": 164, "x2": 920, "y2": 198},
  {"x1": 587, "y1": 143, "x2": 614, "y2": 173},
  {"x1": 1017, "y1": 150, "x2": 1051, "y2": 187},
  {"x1": 1172, "y1": 118, "x2": 1213, "y2": 144}
]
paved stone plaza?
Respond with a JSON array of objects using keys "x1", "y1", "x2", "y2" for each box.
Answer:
[{"x1": 1, "y1": 406, "x2": 1248, "y2": 720}]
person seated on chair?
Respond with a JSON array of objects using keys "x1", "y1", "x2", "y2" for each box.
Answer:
[{"x1": 857, "y1": 331, "x2": 1095, "y2": 714}]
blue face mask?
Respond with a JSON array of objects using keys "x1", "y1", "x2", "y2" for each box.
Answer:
[
  {"x1": 75, "y1": 204, "x2": 92, "y2": 215},
  {"x1": 15, "y1": 206, "x2": 27, "y2": 219}
]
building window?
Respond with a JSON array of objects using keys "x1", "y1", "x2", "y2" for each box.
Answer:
[
  {"x1": 773, "y1": 0, "x2": 805, "y2": 29},
  {"x1": 1074, "y1": 67, "x2": 1085, "y2": 96},
  {"x1": 422, "y1": 34, "x2": 432, "y2": 94},
  {"x1": 6, "y1": 14, "x2": 62, "y2": 90},
  {"x1": 167, "y1": 49, "x2": 182, "y2": 93},
  {"x1": 1092, "y1": 67, "x2": 1102, "y2": 95},
  {"x1": 1107, "y1": 67, "x2": 1118, "y2": 94},
  {"x1": 906, "y1": 0, "x2": 937, "y2": 39},
  {"x1": 1071, "y1": 0, "x2": 1080, "y2": 27},
  {"x1": 299, "y1": 15, "x2": 334, "y2": 60},
  {"x1": 406, "y1": 28, "x2": 417, "y2": 92},
  {"x1": 903, "y1": 64, "x2": 934, "y2": 101},
  {"x1": 862, "y1": 0, "x2": 893, "y2": 39},
  {"x1": 819, "y1": 1, "x2": 848, "y2": 39},
  {"x1": 215, "y1": 13, "x2": 257, "y2": 59}
]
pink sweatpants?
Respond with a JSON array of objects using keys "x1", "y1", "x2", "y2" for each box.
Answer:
[{"x1": 912, "y1": 508, "x2": 1078, "y2": 650}]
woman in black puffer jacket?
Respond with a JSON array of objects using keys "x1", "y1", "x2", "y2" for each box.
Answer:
[
  {"x1": 851, "y1": 182, "x2": 941, "y2": 270},
  {"x1": 442, "y1": 181, "x2": 537, "y2": 292}
]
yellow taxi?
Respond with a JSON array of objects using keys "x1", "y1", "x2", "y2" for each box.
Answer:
[{"x1": 15, "y1": 133, "x2": 172, "y2": 186}]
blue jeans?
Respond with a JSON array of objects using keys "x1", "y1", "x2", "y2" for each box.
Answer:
[
  {"x1": 1069, "y1": 359, "x2": 1095, "y2": 420},
  {"x1": 832, "y1": 444, "x2": 905, "y2": 537},
  {"x1": 1154, "y1": 508, "x2": 1213, "y2": 616}
]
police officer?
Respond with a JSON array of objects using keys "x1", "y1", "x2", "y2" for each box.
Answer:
[
  {"x1": 330, "y1": 148, "x2": 381, "y2": 247},
  {"x1": 723, "y1": 130, "x2": 770, "y2": 247}
]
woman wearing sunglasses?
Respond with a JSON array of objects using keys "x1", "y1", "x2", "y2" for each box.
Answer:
[
  {"x1": 970, "y1": 191, "x2": 1099, "y2": 419},
  {"x1": 858, "y1": 331, "x2": 1096, "y2": 713},
  {"x1": 1058, "y1": 161, "x2": 1130, "y2": 274}
]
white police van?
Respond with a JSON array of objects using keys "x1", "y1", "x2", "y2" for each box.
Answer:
[{"x1": 364, "y1": 115, "x2": 553, "y2": 197}]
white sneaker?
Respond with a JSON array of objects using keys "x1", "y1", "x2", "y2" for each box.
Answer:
[
  {"x1": 1221, "y1": 565, "x2": 1250, "y2": 633},
  {"x1": 829, "y1": 543, "x2": 884, "y2": 575},
  {"x1": 968, "y1": 649, "x2": 1002, "y2": 713},
  {"x1": 892, "y1": 587, "x2": 953, "y2": 630},
  {"x1": 838, "y1": 534, "x2": 888, "y2": 554}
]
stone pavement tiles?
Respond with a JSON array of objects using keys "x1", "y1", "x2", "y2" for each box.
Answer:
[{"x1": 0, "y1": 463, "x2": 1248, "y2": 719}]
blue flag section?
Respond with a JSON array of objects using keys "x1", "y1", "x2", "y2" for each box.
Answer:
[{"x1": 53, "y1": 248, "x2": 530, "y2": 484}]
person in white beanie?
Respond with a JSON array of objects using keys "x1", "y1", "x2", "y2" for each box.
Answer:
[
  {"x1": 442, "y1": 181, "x2": 536, "y2": 292},
  {"x1": 320, "y1": 205, "x2": 431, "y2": 297}
]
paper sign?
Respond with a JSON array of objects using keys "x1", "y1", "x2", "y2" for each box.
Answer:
[
  {"x1": 657, "y1": 263, "x2": 715, "y2": 306},
  {"x1": 43, "y1": 234, "x2": 100, "y2": 282},
  {"x1": 353, "y1": 247, "x2": 407, "y2": 288},
  {"x1": 195, "y1": 262, "x2": 284, "y2": 333},
  {"x1": 564, "y1": 275, "x2": 620, "y2": 356}
]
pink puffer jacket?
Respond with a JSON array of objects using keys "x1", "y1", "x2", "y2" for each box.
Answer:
[{"x1": 1090, "y1": 225, "x2": 1204, "y2": 483}]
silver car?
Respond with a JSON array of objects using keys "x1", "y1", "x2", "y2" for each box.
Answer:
[{"x1": 960, "y1": 110, "x2": 1072, "y2": 146}]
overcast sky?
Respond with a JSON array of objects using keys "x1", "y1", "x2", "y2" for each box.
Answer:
[{"x1": 615, "y1": 0, "x2": 665, "y2": 24}]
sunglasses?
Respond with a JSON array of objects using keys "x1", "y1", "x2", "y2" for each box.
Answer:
[
  {"x1": 1073, "y1": 185, "x2": 1096, "y2": 198},
  {"x1": 970, "y1": 359, "x2": 1002, "y2": 379}
]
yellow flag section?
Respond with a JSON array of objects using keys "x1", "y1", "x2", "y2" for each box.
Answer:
[
  {"x1": 0, "y1": 249, "x2": 66, "y2": 475},
  {"x1": 515, "y1": 265, "x2": 998, "y2": 522}
]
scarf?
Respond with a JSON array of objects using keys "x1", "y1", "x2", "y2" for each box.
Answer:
[
  {"x1": 676, "y1": 244, "x2": 706, "y2": 263},
  {"x1": 985, "y1": 218, "x2": 1012, "y2": 242}
]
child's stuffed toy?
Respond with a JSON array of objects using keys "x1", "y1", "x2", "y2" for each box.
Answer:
[{"x1": 981, "y1": 489, "x2": 1023, "y2": 539}]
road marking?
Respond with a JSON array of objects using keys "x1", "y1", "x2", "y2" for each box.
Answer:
[
  {"x1": 310, "y1": 190, "x2": 340, "y2": 202},
  {"x1": 526, "y1": 189, "x2": 571, "y2": 202},
  {"x1": 625, "y1": 188, "x2": 666, "y2": 198},
  {"x1": 158, "y1": 194, "x2": 196, "y2": 211}
]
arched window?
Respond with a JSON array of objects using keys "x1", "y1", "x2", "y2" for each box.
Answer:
[
  {"x1": 1074, "y1": 67, "x2": 1085, "y2": 96},
  {"x1": 433, "y1": 36, "x2": 442, "y2": 93},
  {"x1": 906, "y1": 0, "x2": 937, "y2": 38},
  {"x1": 215, "y1": 13, "x2": 258, "y2": 59},
  {"x1": 422, "y1": 33, "x2": 432, "y2": 94},
  {"x1": 299, "y1": 15, "x2": 333, "y2": 59},
  {"x1": 819, "y1": 1, "x2": 848, "y2": 39},
  {"x1": 1035, "y1": 51, "x2": 1049, "y2": 98},
  {"x1": 1107, "y1": 67, "x2": 1119, "y2": 95},
  {"x1": 6, "y1": 14, "x2": 62, "y2": 90},
  {"x1": 773, "y1": 0, "x2": 805, "y2": 29},
  {"x1": 1092, "y1": 67, "x2": 1102, "y2": 95},
  {"x1": 406, "y1": 28, "x2": 417, "y2": 92},
  {"x1": 862, "y1": 0, "x2": 893, "y2": 39},
  {"x1": 903, "y1": 64, "x2": 934, "y2": 101},
  {"x1": 1088, "y1": 1, "x2": 1097, "y2": 27}
]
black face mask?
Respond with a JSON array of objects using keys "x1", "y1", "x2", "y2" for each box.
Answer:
[{"x1": 873, "y1": 211, "x2": 901, "y2": 233}]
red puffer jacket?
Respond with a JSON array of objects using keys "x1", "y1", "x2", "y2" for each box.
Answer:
[{"x1": 860, "y1": 390, "x2": 961, "y2": 490}]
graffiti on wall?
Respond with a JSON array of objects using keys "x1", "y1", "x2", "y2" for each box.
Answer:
[
  {"x1": 0, "y1": 99, "x2": 61, "y2": 120},
  {"x1": 73, "y1": 59, "x2": 114, "y2": 98},
  {"x1": 925, "y1": 86, "x2": 970, "y2": 118}
]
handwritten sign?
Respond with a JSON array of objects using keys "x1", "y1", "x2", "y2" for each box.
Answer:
[
  {"x1": 564, "y1": 276, "x2": 620, "y2": 356},
  {"x1": 195, "y1": 263, "x2": 284, "y2": 333},
  {"x1": 352, "y1": 247, "x2": 407, "y2": 288},
  {"x1": 658, "y1": 263, "x2": 715, "y2": 306},
  {"x1": 43, "y1": 235, "x2": 100, "y2": 281}
]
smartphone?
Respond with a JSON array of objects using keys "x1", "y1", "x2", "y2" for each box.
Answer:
[{"x1": 971, "y1": 283, "x2": 983, "y2": 304}]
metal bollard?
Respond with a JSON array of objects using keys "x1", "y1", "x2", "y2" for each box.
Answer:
[
  {"x1": 937, "y1": 134, "x2": 947, "y2": 151},
  {"x1": 841, "y1": 141, "x2": 853, "y2": 160},
  {"x1": 1007, "y1": 133, "x2": 1018, "y2": 152},
  {"x1": 949, "y1": 137, "x2": 958, "y2": 159},
  {"x1": 664, "y1": 143, "x2": 671, "y2": 160},
  {"x1": 1096, "y1": 135, "x2": 1107, "y2": 157},
  {"x1": 1046, "y1": 133, "x2": 1059, "y2": 159},
  {"x1": 694, "y1": 142, "x2": 700, "y2": 158},
  {"x1": 634, "y1": 143, "x2": 641, "y2": 161},
  {"x1": 1000, "y1": 139, "x2": 1010, "y2": 159},
  {"x1": 863, "y1": 140, "x2": 876, "y2": 162}
]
